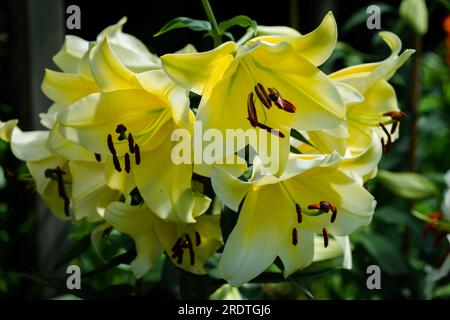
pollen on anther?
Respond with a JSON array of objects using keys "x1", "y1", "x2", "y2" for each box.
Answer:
[
  {"x1": 331, "y1": 206, "x2": 337, "y2": 223},
  {"x1": 134, "y1": 144, "x2": 141, "y2": 165},
  {"x1": 124, "y1": 153, "x2": 131, "y2": 173},
  {"x1": 255, "y1": 83, "x2": 272, "y2": 109},
  {"x1": 107, "y1": 134, "x2": 116, "y2": 155},
  {"x1": 128, "y1": 133, "x2": 135, "y2": 154},
  {"x1": 296, "y1": 204, "x2": 302, "y2": 223},
  {"x1": 322, "y1": 228, "x2": 329, "y2": 248},
  {"x1": 195, "y1": 231, "x2": 201, "y2": 246},
  {"x1": 112, "y1": 154, "x2": 122, "y2": 172},
  {"x1": 292, "y1": 228, "x2": 298, "y2": 246}
]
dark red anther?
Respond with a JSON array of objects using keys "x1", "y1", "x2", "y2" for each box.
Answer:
[
  {"x1": 184, "y1": 234, "x2": 195, "y2": 266},
  {"x1": 195, "y1": 231, "x2": 201, "y2": 246},
  {"x1": 268, "y1": 87, "x2": 284, "y2": 109},
  {"x1": 256, "y1": 122, "x2": 285, "y2": 138},
  {"x1": 296, "y1": 203, "x2": 302, "y2": 223},
  {"x1": 134, "y1": 144, "x2": 141, "y2": 165},
  {"x1": 322, "y1": 228, "x2": 329, "y2": 248},
  {"x1": 94, "y1": 153, "x2": 102, "y2": 162},
  {"x1": 112, "y1": 154, "x2": 122, "y2": 172},
  {"x1": 124, "y1": 153, "x2": 131, "y2": 174},
  {"x1": 128, "y1": 133, "x2": 135, "y2": 154},
  {"x1": 390, "y1": 121, "x2": 398, "y2": 135},
  {"x1": 307, "y1": 203, "x2": 320, "y2": 210},
  {"x1": 247, "y1": 92, "x2": 258, "y2": 127},
  {"x1": 383, "y1": 111, "x2": 406, "y2": 121},
  {"x1": 331, "y1": 206, "x2": 338, "y2": 223},
  {"x1": 107, "y1": 134, "x2": 116, "y2": 155},
  {"x1": 292, "y1": 228, "x2": 298, "y2": 246},
  {"x1": 379, "y1": 123, "x2": 392, "y2": 154},
  {"x1": 282, "y1": 99, "x2": 296, "y2": 113},
  {"x1": 255, "y1": 83, "x2": 272, "y2": 109}
]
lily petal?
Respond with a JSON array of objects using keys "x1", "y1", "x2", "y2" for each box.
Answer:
[
  {"x1": 161, "y1": 41, "x2": 237, "y2": 95},
  {"x1": 219, "y1": 184, "x2": 294, "y2": 286},
  {"x1": 253, "y1": 12, "x2": 337, "y2": 66}
]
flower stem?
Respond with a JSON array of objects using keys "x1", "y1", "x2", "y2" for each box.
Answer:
[{"x1": 201, "y1": 0, "x2": 222, "y2": 47}]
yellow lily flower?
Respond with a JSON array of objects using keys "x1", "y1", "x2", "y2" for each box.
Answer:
[
  {"x1": 161, "y1": 13, "x2": 345, "y2": 175},
  {"x1": 0, "y1": 120, "x2": 119, "y2": 222},
  {"x1": 104, "y1": 201, "x2": 222, "y2": 278},
  {"x1": 293, "y1": 32, "x2": 413, "y2": 183},
  {"x1": 212, "y1": 155, "x2": 375, "y2": 286},
  {"x1": 329, "y1": 32, "x2": 415, "y2": 154},
  {"x1": 58, "y1": 37, "x2": 209, "y2": 223},
  {"x1": 41, "y1": 16, "x2": 160, "y2": 125}
]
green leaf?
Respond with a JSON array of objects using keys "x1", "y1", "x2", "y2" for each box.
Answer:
[
  {"x1": 154, "y1": 17, "x2": 211, "y2": 37},
  {"x1": 377, "y1": 170, "x2": 439, "y2": 201},
  {"x1": 400, "y1": 0, "x2": 429, "y2": 35},
  {"x1": 218, "y1": 15, "x2": 257, "y2": 34},
  {"x1": 290, "y1": 128, "x2": 315, "y2": 148},
  {"x1": 83, "y1": 250, "x2": 136, "y2": 278},
  {"x1": 55, "y1": 233, "x2": 92, "y2": 268},
  {"x1": 352, "y1": 231, "x2": 409, "y2": 275},
  {"x1": 180, "y1": 271, "x2": 220, "y2": 299}
]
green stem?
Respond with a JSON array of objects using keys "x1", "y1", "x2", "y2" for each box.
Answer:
[{"x1": 201, "y1": 0, "x2": 222, "y2": 47}]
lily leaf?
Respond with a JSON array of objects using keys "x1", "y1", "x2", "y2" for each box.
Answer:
[
  {"x1": 55, "y1": 233, "x2": 91, "y2": 268},
  {"x1": 377, "y1": 170, "x2": 439, "y2": 201},
  {"x1": 154, "y1": 17, "x2": 211, "y2": 37},
  {"x1": 218, "y1": 15, "x2": 257, "y2": 34}
]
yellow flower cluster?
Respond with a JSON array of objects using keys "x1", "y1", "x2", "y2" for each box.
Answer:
[{"x1": 0, "y1": 13, "x2": 413, "y2": 286}]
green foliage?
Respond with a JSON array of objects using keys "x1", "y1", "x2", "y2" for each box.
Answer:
[
  {"x1": 154, "y1": 17, "x2": 212, "y2": 37},
  {"x1": 377, "y1": 170, "x2": 439, "y2": 201}
]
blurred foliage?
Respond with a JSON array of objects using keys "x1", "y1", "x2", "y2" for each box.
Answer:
[{"x1": 1, "y1": 0, "x2": 450, "y2": 300}]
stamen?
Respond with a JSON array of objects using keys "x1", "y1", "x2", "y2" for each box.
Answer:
[
  {"x1": 112, "y1": 154, "x2": 122, "y2": 172},
  {"x1": 331, "y1": 206, "x2": 338, "y2": 223},
  {"x1": 292, "y1": 228, "x2": 298, "y2": 246},
  {"x1": 94, "y1": 153, "x2": 102, "y2": 162},
  {"x1": 124, "y1": 153, "x2": 131, "y2": 174},
  {"x1": 171, "y1": 238, "x2": 184, "y2": 264},
  {"x1": 383, "y1": 111, "x2": 406, "y2": 121},
  {"x1": 171, "y1": 237, "x2": 182, "y2": 252},
  {"x1": 195, "y1": 231, "x2": 201, "y2": 246},
  {"x1": 307, "y1": 203, "x2": 320, "y2": 210},
  {"x1": 247, "y1": 92, "x2": 258, "y2": 127},
  {"x1": 128, "y1": 133, "x2": 135, "y2": 154},
  {"x1": 50, "y1": 167, "x2": 70, "y2": 217},
  {"x1": 390, "y1": 121, "x2": 398, "y2": 134},
  {"x1": 184, "y1": 234, "x2": 195, "y2": 266},
  {"x1": 379, "y1": 122, "x2": 392, "y2": 154},
  {"x1": 268, "y1": 87, "x2": 284, "y2": 110},
  {"x1": 256, "y1": 123, "x2": 285, "y2": 138},
  {"x1": 255, "y1": 83, "x2": 272, "y2": 109},
  {"x1": 322, "y1": 227, "x2": 329, "y2": 248},
  {"x1": 107, "y1": 134, "x2": 116, "y2": 155},
  {"x1": 282, "y1": 99, "x2": 296, "y2": 113},
  {"x1": 134, "y1": 144, "x2": 141, "y2": 165},
  {"x1": 296, "y1": 203, "x2": 302, "y2": 223}
]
